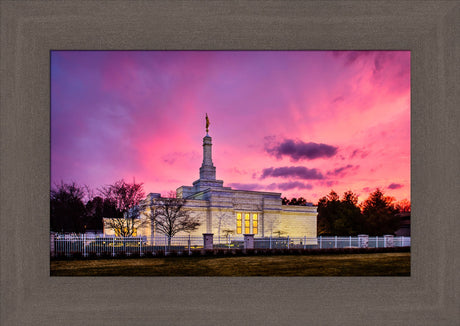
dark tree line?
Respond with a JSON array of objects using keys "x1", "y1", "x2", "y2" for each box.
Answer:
[
  {"x1": 51, "y1": 180, "x2": 200, "y2": 238},
  {"x1": 50, "y1": 180, "x2": 142, "y2": 233},
  {"x1": 317, "y1": 188, "x2": 408, "y2": 236},
  {"x1": 50, "y1": 181, "x2": 107, "y2": 233},
  {"x1": 52, "y1": 180, "x2": 407, "y2": 237},
  {"x1": 282, "y1": 196, "x2": 312, "y2": 206}
]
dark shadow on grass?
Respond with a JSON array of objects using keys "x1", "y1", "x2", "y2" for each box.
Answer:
[{"x1": 51, "y1": 252, "x2": 410, "y2": 276}]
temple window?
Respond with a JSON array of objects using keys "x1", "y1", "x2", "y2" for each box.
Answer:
[
  {"x1": 253, "y1": 214, "x2": 258, "y2": 234},
  {"x1": 236, "y1": 213, "x2": 242, "y2": 234},
  {"x1": 236, "y1": 212, "x2": 259, "y2": 234},
  {"x1": 245, "y1": 213, "x2": 250, "y2": 234}
]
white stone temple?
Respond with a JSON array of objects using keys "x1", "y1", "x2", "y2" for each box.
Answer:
[{"x1": 105, "y1": 116, "x2": 317, "y2": 239}]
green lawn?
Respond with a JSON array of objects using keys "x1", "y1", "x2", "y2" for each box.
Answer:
[{"x1": 51, "y1": 252, "x2": 410, "y2": 276}]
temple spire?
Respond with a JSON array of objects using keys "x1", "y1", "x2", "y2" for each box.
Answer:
[
  {"x1": 200, "y1": 133, "x2": 215, "y2": 180},
  {"x1": 190, "y1": 115, "x2": 224, "y2": 191}
]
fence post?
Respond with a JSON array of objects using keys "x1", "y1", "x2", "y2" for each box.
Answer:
[
  {"x1": 384, "y1": 235, "x2": 394, "y2": 248},
  {"x1": 401, "y1": 236, "x2": 404, "y2": 247},
  {"x1": 349, "y1": 236, "x2": 352, "y2": 248},
  {"x1": 112, "y1": 237, "x2": 115, "y2": 256},
  {"x1": 269, "y1": 235, "x2": 272, "y2": 249},
  {"x1": 376, "y1": 236, "x2": 378, "y2": 248},
  {"x1": 358, "y1": 234, "x2": 369, "y2": 248},
  {"x1": 319, "y1": 236, "x2": 322, "y2": 249},
  {"x1": 287, "y1": 236, "x2": 290, "y2": 249},
  {"x1": 50, "y1": 233, "x2": 55, "y2": 257},
  {"x1": 243, "y1": 234, "x2": 254, "y2": 249},
  {"x1": 188, "y1": 234, "x2": 191, "y2": 255},
  {"x1": 83, "y1": 234, "x2": 86, "y2": 257},
  {"x1": 140, "y1": 237, "x2": 143, "y2": 256},
  {"x1": 203, "y1": 233, "x2": 214, "y2": 250},
  {"x1": 334, "y1": 236, "x2": 337, "y2": 248},
  {"x1": 304, "y1": 236, "x2": 306, "y2": 249}
]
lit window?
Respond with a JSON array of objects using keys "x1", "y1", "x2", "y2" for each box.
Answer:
[
  {"x1": 253, "y1": 214, "x2": 258, "y2": 234},
  {"x1": 236, "y1": 213, "x2": 242, "y2": 234},
  {"x1": 245, "y1": 213, "x2": 250, "y2": 234}
]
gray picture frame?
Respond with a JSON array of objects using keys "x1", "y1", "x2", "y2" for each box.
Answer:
[{"x1": 1, "y1": 1, "x2": 459, "y2": 325}]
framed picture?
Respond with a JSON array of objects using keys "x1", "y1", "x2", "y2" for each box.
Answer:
[
  {"x1": 49, "y1": 49, "x2": 411, "y2": 276},
  {"x1": 1, "y1": 1, "x2": 458, "y2": 325}
]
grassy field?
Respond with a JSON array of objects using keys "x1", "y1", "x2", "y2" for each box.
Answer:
[{"x1": 51, "y1": 252, "x2": 410, "y2": 276}]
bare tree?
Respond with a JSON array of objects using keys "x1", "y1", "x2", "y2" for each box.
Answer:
[
  {"x1": 99, "y1": 179, "x2": 147, "y2": 237},
  {"x1": 149, "y1": 192, "x2": 200, "y2": 247},
  {"x1": 214, "y1": 207, "x2": 234, "y2": 245}
]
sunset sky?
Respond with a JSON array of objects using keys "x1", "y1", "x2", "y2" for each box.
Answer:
[{"x1": 51, "y1": 51, "x2": 410, "y2": 204}]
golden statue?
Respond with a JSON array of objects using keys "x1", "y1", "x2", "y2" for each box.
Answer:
[{"x1": 206, "y1": 113, "x2": 210, "y2": 133}]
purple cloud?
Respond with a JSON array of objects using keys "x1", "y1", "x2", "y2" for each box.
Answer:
[
  {"x1": 388, "y1": 183, "x2": 403, "y2": 189},
  {"x1": 350, "y1": 148, "x2": 369, "y2": 159},
  {"x1": 265, "y1": 139, "x2": 338, "y2": 161},
  {"x1": 326, "y1": 164, "x2": 359, "y2": 177},
  {"x1": 261, "y1": 166, "x2": 324, "y2": 180},
  {"x1": 332, "y1": 96, "x2": 344, "y2": 103},
  {"x1": 332, "y1": 51, "x2": 375, "y2": 66},
  {"x1": 267, "y1": 181, "x2": 313, "y2": 191},
  {"x1": 227, "y1": 183, "x2": 264, "y2": 191},
  {"x1": 324, "y1": 181, "x2": 338, "y2": 187}
]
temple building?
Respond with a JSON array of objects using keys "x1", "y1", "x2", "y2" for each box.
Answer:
[{"x1": 104, "y1": 116, "x2": 317, "y2": 240}]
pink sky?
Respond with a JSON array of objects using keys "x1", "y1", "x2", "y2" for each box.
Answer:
[{"x1": 51, "y1": 51, "x2": 410, "y2": 204}]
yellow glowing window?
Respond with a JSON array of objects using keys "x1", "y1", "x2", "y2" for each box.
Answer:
[
  {"x1": 253, "y1": 214, "x2": 258, "y2": 234},
  {"x1": 236, "y1": 213, "x2": 242, "y2": 234},
  {"x1": 245, "y1": 214, "x2": 250, "y2": 233}
]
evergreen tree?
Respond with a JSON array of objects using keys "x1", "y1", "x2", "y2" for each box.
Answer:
[
  {"x1": 50, "y1": 181, "x2": 87, "y2": 233},
  {"x1": 317, "y1": 190, "x2": 341, "y2": 235},
  {"x1": 317, "y1": 190, "x2": 363, "y2": 236},
  {"x1": 84, "y1": 196, "x2": 105, "y2": 231},
  {"x1": 333, "y1": 191, "x2": 363, "y2": 236},
  {"x1": 361, "y1": 188, "x2": 399, "y2": 235}
]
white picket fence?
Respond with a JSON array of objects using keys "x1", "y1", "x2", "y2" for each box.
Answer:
[
  {"x1": 51, "y1": 233, "x2": 410, "y2": 257},
  {"x1": 51, "y1": 234, "x2": 204, "y2": 257}
]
